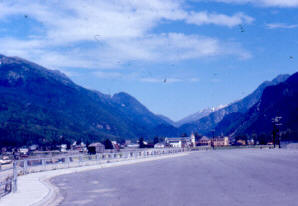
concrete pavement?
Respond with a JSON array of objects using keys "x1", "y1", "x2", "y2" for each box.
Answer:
[
  {"x1": 0, "y1": 153, "x2": 188, "y2": 206},
  {"x1": 52, "y1": 149, "x2": 298, "y2": 206}
]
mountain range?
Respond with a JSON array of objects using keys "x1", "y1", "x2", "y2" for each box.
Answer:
[
  {"x1": 0, "y1": 54, "x2": 177, "y2": 147},
  {"x1": 0, "y1": 54, "x2": 297, "y2": 147},
  {"x1": 215, "y1": 72, "x2": 298, "y2": 140},
  {"x1": 178, "y1": 74, "x2": 291, "y2": 136},
  {"x1": 176, "y1": 105, "x2": 226, "y2": 127}
]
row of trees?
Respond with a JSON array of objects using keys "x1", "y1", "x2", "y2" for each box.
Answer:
[{"x1": 235, "y1": 129, "x2": 298, "y2": 145}]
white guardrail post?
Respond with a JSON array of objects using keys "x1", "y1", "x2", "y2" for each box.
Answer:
[
  {"x1": 96, "y1": 154, "x2": 100, "y2": 163},
  {"x1": 42, "y1": 159, "x2": 46, "y2": 169},
  {"x1": 12, "y1": 161, "x2": 17, "y2": 193},
  {"x1": 24, "y1": 160, "x2": 28, "y2": 174},
  {"x1": 65, "y1": 157, "x2": 70, "y2": 168},
  {"x1": 6, "y1": 148, "x2": 187, "y2": 195}
]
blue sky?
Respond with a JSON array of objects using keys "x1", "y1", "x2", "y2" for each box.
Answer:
[{"x1": 0, "y1": 0, "x2": 298, "y2": 121}]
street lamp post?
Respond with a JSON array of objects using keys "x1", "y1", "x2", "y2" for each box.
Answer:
[
  {"x1": 272, "y1": 116, "x2": 282, "y2": 148},
  {"x1": 211, "y1": 130, "x2": 215, "y2": 149}
]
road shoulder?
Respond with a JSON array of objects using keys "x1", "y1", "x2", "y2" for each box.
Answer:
[{"x1": 0, "y1": 153, "x2": 188, "y2": 206}]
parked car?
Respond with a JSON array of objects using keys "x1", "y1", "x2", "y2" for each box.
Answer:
[{"x1": 0, "y1": 156, "x2": 12, "y2": 165}]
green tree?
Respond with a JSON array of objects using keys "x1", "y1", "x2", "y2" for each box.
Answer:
[
  {"x1": 104, "y1": 139, "x2": 114, "y2": 149},
  {"x1": 153, "y1": 136, "x2": 159, "y2": 145},
  {"x1": 258, "y1": 133, "x2": 268, "y2": 145},
  {"x1": 139, "y1": 137, "x2": 145, "y2": 148}
]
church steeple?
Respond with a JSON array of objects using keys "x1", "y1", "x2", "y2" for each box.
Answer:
[{"x1": 190, "y1": 132, "x2": 196, "y2": 147}]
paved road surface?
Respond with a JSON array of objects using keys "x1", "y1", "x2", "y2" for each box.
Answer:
[{"x1": 51, "y1": 149, "x2": 298, "y2": 206}]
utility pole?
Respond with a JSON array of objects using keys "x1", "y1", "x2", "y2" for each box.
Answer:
[
  {"x1": 211, "y1": 130, "x2": 215, "y2": 149},
  {"x1": 272, "y1": 116, "x2": 282, "y2": 148}
]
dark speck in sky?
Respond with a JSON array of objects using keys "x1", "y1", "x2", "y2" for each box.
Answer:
[{"x1": 239, "y1": 25, "x2": 245, "y2": 32}]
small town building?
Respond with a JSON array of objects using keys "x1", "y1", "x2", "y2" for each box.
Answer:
[
  {"x1": 198, "y1": 136, "x2": 211, "y2": 146},
  {"x1": 19, "y1": 147, "x2": 29, "y2": 155},
  {"x1": 59, "y1": 144, "x2": 67, "y2": 152},
  {"x1": 1, "y1": 147, "x2": 7, "y2": 154},
  {"x1": 125, "y1": 140, "x2": 132, "y2": 146},
  {"x1": 29, "y1": 145, "x2": 38, "y2": 151},
  {"x1": 247, "y1": 139, "x2": 255, "y2": 145},
  {"x1": 223, "y1": 137, "x2": 230, "y2": 146},
  {"x1": 88, "y1": 142, "x2": 105, "y2": 154},
  {"x1": 71, "y1": 142, "x2": 88, "y2": 152},
  {"x1": 111, "y1": 141, "x2": 120, "y2": 151},
  {"x1": 236, "y1": 139, "x2": 246, "y2": 145},
  {"x1": 190, "y1": 133, "x2": 196, "y2": 147},
  {"x1": 213, "y1": 137, "x2": 230, "y2": 147},
  {"x1": 154, "y1": 143, "x2": 166, "y2": 148},
  {"x1": 165, "y1": 137, "x2": 189, "y2": 148},
  {"x1": 127, "y1": 143, "x2": 139, "y2": 148}
]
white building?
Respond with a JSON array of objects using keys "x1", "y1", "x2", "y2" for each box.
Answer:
[
  {"x1": 165, "y1": 137, "x2": 190, "y2": 148},
  {"x1": 60, "y1": 144, "x2": 67, "y2": 152},
  {"x1": 19, "y1": 147, "x2": 29, "y2": 155},
  {"x1": 127, "y1": 143, "x2": 139, "y2": 148},
  {"x1": 154, "y1": 143, "x2": 165, "y2": 148}
]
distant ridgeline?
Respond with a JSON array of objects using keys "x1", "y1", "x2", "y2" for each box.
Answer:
[
  {"x1": 178, "y1": 72, "x2": 298, "y2": 142},
  {"x1": 0, "y1": 54, "x2": 178, "y2": 147},
  {"x1": 0, "y1": 54, "x2": 297, "y2": 147}
]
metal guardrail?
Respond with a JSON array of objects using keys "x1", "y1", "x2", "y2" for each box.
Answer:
[
  {"x1": 191, "y1": 145, "x2": 274, "y2": 151},
  {"x1": 14, "y1": 148, "x2": 188, "y2": 174},
  {"x1": 0, "y1": 177, "x2": 12, "y2": 198},
  {"x1": 0, "y1": 145, "x2": 276, "y2": 198},
  {"x1": 0, "y1": 148, "x2": 189, "y2": 198},
  {"x1": 0, "y1": 166, "x2": 13, "y2": 198}
]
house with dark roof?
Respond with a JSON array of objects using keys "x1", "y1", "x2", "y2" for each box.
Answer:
[{"x1": 88, "y1": 142, "x2": 105, "y2": 154}]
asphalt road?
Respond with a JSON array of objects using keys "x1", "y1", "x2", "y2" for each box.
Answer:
[{"x1": 51, "y1": 149, "x2": 298, "y2": 206}]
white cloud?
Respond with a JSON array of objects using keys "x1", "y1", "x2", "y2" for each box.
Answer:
[
  {"x1": 92, "y1": 71, "x2": 200, "y2": 84},
  {"x1": 190, "y1": 78, "x2": 200, "y2": 82},
  {"x1": 62, "y1": 71, "x2": 81, "y2": 77},
  {"x1": 166, "y1": 78, "x2": 184, "y2": 83},
  {"x1": 253, "y1": 0, "x2": 298, "y2": 7},
  {"x1": 0, "y1": 38, "x2": 102, "y2": 69},
  {"x1": 0, "y1": 0, "x2": 252, "y2": 70},
  {"x1": 199, "y1": 0, "x2": 298, "y2": 7},
  {"x1": 140, "y1": 77, "x2": 183, "y2": 83},
  {"x1": 140, "y1": 77, "x2": 164, "y2": 83},
  {"x1": 94, "y1": 71, "x2": 123, "y2": 79},
  {"x1": 139, "y1": 77, "x2": 199, "y2": 83},
  {"x1": 266, "y1": 23, "x2": 298, "y2": 29},
  {"x1": 186, "y1": 12, "x2": 254, "y2": 27},
  {"x1": 211, "y1": 78, "x2": 221, "y2": 82}
]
